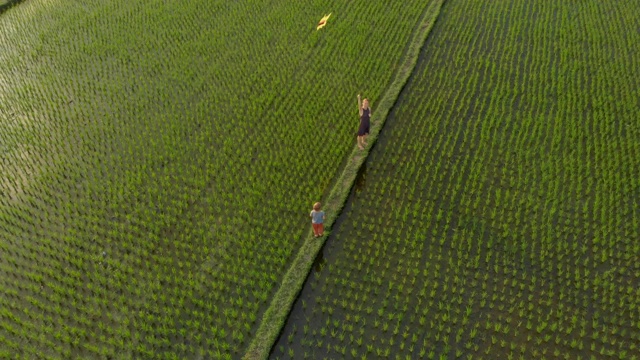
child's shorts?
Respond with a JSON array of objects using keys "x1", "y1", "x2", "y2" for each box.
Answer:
[{"x1": 312, "y1": 223, "x2": 324, "y2": 235}]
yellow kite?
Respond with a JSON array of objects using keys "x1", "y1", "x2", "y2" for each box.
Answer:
[{"x1": 317, "y1": 13, "x2": 331, "y2": 30}]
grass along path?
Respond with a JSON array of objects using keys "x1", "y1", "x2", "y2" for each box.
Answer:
[{"x1": 242, "y1": 0, "x2": 446, "y2": 358}]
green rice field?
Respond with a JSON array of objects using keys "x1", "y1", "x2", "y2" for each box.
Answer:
[
  {"x1": 0, "y1": 0, "x2": 431, "y2": 358},
  {"x1": 1, "y1": 0, "x2": 640, "y2": 360},
  {"x1": 272, "y1": 0, "x2": 640, "y2": 359}
]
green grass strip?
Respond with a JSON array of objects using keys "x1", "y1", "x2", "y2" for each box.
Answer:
[{"x1": 243, "y1": 1, "x2": 445, "y2": 358}]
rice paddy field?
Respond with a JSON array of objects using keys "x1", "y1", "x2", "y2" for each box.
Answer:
[
  {"x1": 1, "y1": 0, "x2": 640, "y2": 360},
  {"x1": 272, "y1": 0, "x2": 640, "y2": 359},
  {"x1": 0, "y1": 0, "x2": 432, "y2": 358}
]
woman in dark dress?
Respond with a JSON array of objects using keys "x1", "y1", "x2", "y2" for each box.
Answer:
[{"x1": 357, "y1": 94, "x2": 371, "y2": 150}]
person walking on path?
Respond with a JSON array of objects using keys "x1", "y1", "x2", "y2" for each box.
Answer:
[
  {"x1": 310, "y1": 202, "x2": 326, "y2": 238},
  {"x1": 357, "y1": 94, "x2": 372, "y2": 150}
]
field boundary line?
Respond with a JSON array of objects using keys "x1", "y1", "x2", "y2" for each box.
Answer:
[{"x1": 243, "y1": 0, "x2": 445, "y2": 358}]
